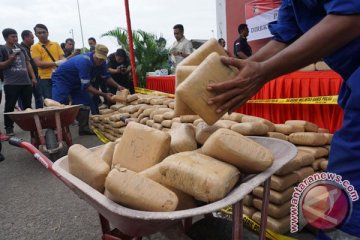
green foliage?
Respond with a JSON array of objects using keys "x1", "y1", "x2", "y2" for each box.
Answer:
[{"x1": 102, "y1": 27, "x2": 170, "y2": 87}]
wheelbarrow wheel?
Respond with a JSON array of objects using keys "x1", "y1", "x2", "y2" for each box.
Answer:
[
  {"x1": 45, "y1": 129, "x2": 59, "y2": 151},
  {"x1": 186, "y1": 218, "x2": 232, "y2": 240}
]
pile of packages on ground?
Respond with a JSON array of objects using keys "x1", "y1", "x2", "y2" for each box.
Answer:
[{"x1": 69, "y1": 38, "x2": 332, "y2": 235}]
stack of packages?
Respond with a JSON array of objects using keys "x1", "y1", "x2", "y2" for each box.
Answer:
[
  {"x1": 241, "y1": 120, "x2": 332, "y2": 234},
  {"x1": 90, "y1": 93, "x2": 176, "y2": 141},
  {"x1": 89, "y1": 38, "x2": 333, "y2": 234}
]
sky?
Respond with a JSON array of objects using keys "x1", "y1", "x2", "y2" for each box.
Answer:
[{"x1": 0, "y1": 0, "x2": 217, "y2": 53}]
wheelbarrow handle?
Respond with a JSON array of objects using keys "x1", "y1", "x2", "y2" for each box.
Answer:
[
  {"x1": 8, "y1": 136, "x2": 23, "y2": 147},
  {"x1": 8, "y1": 136, "x2": 59, "y2": 177}
]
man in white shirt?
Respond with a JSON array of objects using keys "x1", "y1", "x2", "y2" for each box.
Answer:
[{"x1": 170, "y1": 24, "x2": 193, "y2": 68}]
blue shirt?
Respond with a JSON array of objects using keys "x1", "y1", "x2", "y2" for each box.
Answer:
[
  {"x1": 52, "y1": 52, "x2": 110, "y2": 90},
  {"x1": 268, "y1": 0, "x2": 360, "y2": 81}
]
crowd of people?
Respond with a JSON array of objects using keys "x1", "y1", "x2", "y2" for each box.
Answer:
[{"x1": 0, "y1": 23, "x2": 137, "y2": 161}]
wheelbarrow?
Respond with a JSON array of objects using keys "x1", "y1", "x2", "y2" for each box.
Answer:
[
  {"x1": 5, "y1": 105, "x2": 82, "y2": 160},
  {"x1": 7, "y1": 136, "x2": 297, "y2": 240}
]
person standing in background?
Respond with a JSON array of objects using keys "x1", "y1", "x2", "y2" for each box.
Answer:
[
  {"x1": 63, "y1": 38, "x2": 80, "y2": 59},
  {"x1": 31, "y1": 23, "x2": 65, "y2": 99},
  {"x1": 20, "y1": 30, "x2": 43, "y2": 109},
  {"x1": 233, "y1": 23, "x2": 252, "y2": 59},
  {"x1": 0, "y1": 44, "x2": 7, "y2": 160},
  {"x1": 107, "y1": 49, "x2": 134, "y2": 94},
  {"x1": 218, "y1": 38, "x2": 231, "y2": 56},
  {"x1": 169, "y1": 24, "x2": 193, "y2": 69},
  {"x1": 88, "y1": 37, "x2": 96, "y2": 52},
  {"x1": 0, "y1": 28, "x2": 36, "y2": 136}
]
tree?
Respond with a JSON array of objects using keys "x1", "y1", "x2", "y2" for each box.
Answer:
[{"x1": 102, "y1": 27, "x2": 170, "y2": 87}]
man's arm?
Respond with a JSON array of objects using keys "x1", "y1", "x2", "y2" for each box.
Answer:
[
  {"x1": 108, "y1": 67, "x2": 120, "y2": 75},
  {"x1": 208, "y1": 14, "x2": 360, "y2": 113},
  {"x1": 33, "y1": 57, "x2": 57, "y2": 68},
  {"x1": 25, "y1": 60, "x2": 37, "y2": 85},
  {"x1": 85, "y1": 85, "x2": 114, "y2": 103},
  {"x1": 179, "y1": 40, "x2": 193, "y2": 58},
  {"x1": 0, "y1": 53, "x2": 17, "y2": 70}
]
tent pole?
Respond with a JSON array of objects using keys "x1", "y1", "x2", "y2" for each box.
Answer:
[{"x1": 124, "y1": 0, "x2": 138, "y2": 87}]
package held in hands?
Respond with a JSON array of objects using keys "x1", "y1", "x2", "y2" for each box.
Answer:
[{"x1": 176, "y1": 52, "x2": 238, "y2": 125}]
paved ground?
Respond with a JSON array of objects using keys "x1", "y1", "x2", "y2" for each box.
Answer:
[{"x1": 0, "y1": 101, "x2": 316, "y2": 240}]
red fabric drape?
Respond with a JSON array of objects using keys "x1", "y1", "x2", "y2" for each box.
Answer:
[
  {"x1": 145, "y1": 71, "x2": 344, "y2": 133},
  {"x1": 146, "y1": 75, "x2": 176, "y2": 94}
]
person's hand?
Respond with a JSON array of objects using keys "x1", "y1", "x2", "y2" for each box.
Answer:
[
  {"x1": 104, "y1": 92, "x2": 115, "y2": 104},
  {"x1": 116, "y1": 66, "x2": 123, "y2": 74},
  {"x1": 117, "y1": 85, "x2": 126, "y2": 91},
  {"x1": 31, "y1": 78, "x2": 37, "y2": 86},
  {"x1": 120, "y1": 67, "x2": 127, "y2": 74},
  {"x1": 207, "y1": 56, "x2": 268, "y2": 114},
  {"x1": 55, "y1": 59, "x2": 66, "y2": 67},
  {"x1": 8, "y1": 53, "x2": 17, "y2": 62}
]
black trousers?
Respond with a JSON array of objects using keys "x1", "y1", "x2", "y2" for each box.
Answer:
[{"x1": 4, "y1": 84, "x2": 32, "y2": 130}]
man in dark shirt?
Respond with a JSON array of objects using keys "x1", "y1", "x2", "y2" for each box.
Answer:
[
  {"x1": 107, "y1": 48, "x2": 134, "y2": 94},
  {"x1": 20, "y1": 30, "x2": 43, "y2": 109},
  {"x1": 63, "y1": 38, "x2": 80, "y2": 59},
  {"x1": 0, "y1": 28, "x2": 36, "y2": 136},
  {"x1": 233, "y1": 23, "x2": 252, "y2": 59}
]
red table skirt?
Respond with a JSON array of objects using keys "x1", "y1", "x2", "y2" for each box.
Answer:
[{"x1": 145, "y1": 71, "x2": 344, "y2": 133}]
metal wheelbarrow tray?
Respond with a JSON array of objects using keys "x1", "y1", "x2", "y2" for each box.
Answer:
[
  {"x1": 9, "y1": 136, "x2": 297, "y2": 240},
  {"x1": 5, "y1": 105, "x2": 82, "y2": 153}
]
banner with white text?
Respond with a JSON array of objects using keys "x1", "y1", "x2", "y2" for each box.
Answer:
[{"x1": 245, "y1": 0, "x2": 281, "y2": 41}]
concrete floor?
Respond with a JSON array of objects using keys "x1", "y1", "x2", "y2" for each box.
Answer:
[{"x1": 0, "y1": 101, "x2": 315, "y2": 240}]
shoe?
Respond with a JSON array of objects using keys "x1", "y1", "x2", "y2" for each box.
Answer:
[
  {"x1": 5, "y1": 129, "x2": 14, "y2": 136},
  {"x1": 0, "y1": 133, "x2": 9, "y2": 141},
  {"x1": 0, "y1": 153, "x2": 4, "y2": 162},
  {"x1": 77, "y1": 109, "x2": 95, "y2": 136}
]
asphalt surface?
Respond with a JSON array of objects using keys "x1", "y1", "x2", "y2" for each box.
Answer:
[{"x1": 0, "y1": 100, "x2": 315, "y2": 240}]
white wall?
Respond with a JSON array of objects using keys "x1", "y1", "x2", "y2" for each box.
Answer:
[{"x1": 216, "y1": 0, "x2": 227, "y2": 41}]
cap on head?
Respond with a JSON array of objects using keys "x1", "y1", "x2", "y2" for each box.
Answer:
[{"x1": 94, "y1": 44, "x2": 108, "y2": 60}]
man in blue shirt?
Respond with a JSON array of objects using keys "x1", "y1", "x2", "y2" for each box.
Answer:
[
  {"x1": 207, "y1": 1, "x2": 360, "y2": 239},
  {"x1": 52, "y1": 44, "x2": 125, "y2": 135}
]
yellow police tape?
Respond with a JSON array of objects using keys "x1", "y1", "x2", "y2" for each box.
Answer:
[
  {"x1": 91, "y1": 127, "x2": 110, "y2": 144},
  {"x1": 221, "y1": 206, "x2": 297, "y2": 240},
  {"x1": 135, "y1": 87, "x2": 174, "y2": 98},
  {"x1": 137, "y1": 87, "x2": 338, "y2": 105},
  {"x1": 243, "y1": 95, "x2": 337, "y2": 104}
]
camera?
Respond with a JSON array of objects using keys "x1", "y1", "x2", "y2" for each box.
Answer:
[{"x1": 12, "y1": 48, "x2": 21, "y2": 54}]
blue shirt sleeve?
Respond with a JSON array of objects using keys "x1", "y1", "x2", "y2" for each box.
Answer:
[
  {"x1": 324, "y1": 0, "x2": 360, "y2": 15},
  {"x1": 268, "y1": 1, "x2": 303, "y2": 44},
  {"x1": 75, "y1": 55, "x2": 92, "y2": 90}
]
